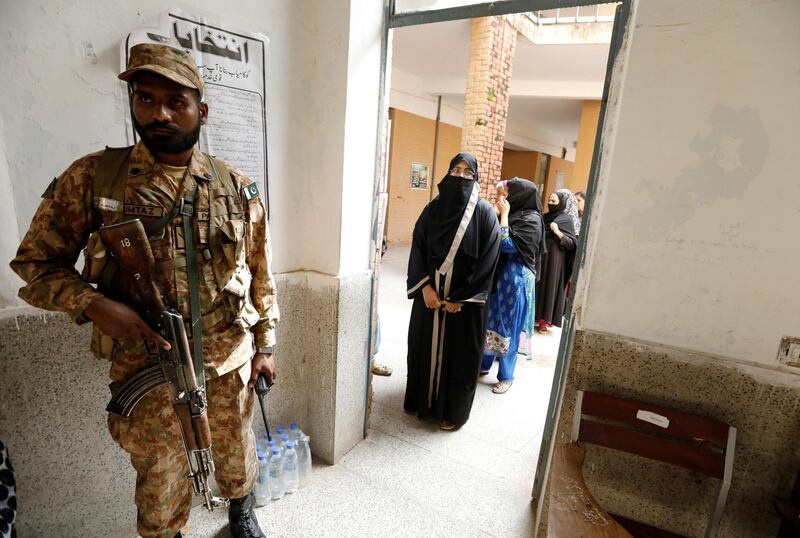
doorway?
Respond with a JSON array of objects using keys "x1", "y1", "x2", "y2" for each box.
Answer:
[{"x1": 366, "y1": 0, "x2": 631, "y2": 531}]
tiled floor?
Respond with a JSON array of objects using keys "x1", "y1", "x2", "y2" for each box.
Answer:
[{"x1": 187, "y1": 244, "x2": 559, "y2": 537}]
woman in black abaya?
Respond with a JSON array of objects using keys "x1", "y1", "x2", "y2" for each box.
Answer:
[
  {"x1": 404, "y1": 153, "x2": 501, "y2": 430},
  {"x1": 535, "y1": 188, "x2": 580, "y2": 333}
]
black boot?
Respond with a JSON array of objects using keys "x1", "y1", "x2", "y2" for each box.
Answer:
[{"x1": 228, "y1": 492, "x2": 266, "y2": 538}]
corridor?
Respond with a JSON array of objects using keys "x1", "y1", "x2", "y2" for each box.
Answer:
[{"x1": 187, "y1": 243, "x2": 558, "y2": 537}]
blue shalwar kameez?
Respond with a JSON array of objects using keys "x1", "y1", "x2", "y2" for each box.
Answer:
[{"x1": 482, "y1": 226, "x2": 536, "y2": 381}]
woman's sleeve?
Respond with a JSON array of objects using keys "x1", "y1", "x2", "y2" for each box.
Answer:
[
  {"x1": 559, "y1": 233, "x2": 576, "y2": 251},
  {"x1": 499, "y1": 226, "x2": 517, "y2": 254},
  {"x1": 406, "y1": 207, "x2": 431, "y2": 298},
  {"x1": 446, "y1": 205, "x2": 501, "y2": 304},
  {"x1": 531, "y1": 217, "x2": 544, "y2": 255}
]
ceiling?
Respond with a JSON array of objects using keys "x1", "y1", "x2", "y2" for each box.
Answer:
[
  {"x1": 391, "y1": 20, "x2": 472, "y2": 83},
  {"x1": 390, "y1": 19, "x2": 610, "y2": 153},
  {"x1": 513, "y1": 38, "x2": 610, "y2": 82}
]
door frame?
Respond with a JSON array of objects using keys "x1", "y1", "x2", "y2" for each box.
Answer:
[{"x1": 367, "y1": 0, "x2": 634, "y2": 528}]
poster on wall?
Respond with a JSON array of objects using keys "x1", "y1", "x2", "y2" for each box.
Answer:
[
  {"x1": 121, "y1": 9, "x2": 270, "y2": 213},
  {"x1": 410, "y1": 162, "x2": 429, "y2": 190}
]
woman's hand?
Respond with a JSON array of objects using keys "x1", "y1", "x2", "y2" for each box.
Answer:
[
  {"x1": 422, "y1": 284, "x2": 442, "y2": 309},
  {"x1": 442, "y1": 301, "x2": 462, "y2": 314},
  {"x1": 497, "y1": 196, "x2": 511, "y2": 227},
  {"x1": 497, "y1": 196, "x2": 510, "y2": 217},
  {"x1": 550, "y1": 221, "x2": 563, "y2": 239}
]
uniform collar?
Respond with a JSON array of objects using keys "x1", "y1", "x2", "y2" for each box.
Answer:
[
  {"x1": 128, "y1": 142, "x2": 213, "y2": 182},
  {"x1": 187, "y1": 146, "x2": 214, "y2": 182}
]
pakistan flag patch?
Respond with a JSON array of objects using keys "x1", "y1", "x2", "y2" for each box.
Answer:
[{"x1": 243, "y1": 183, "x2": 260, "y2": 201}]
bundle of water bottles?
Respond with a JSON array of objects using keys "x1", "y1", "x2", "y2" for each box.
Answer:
[{"x1": 254, "y1": 422, "x2": 312, "y2": 506}]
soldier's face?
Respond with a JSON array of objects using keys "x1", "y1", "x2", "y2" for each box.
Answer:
[{"x1": 130, "y1": 72, "x2": 208, "y2": 154}]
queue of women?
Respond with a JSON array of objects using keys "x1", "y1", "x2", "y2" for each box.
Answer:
[{"x1": 403, "y1": 152, "x2": 582, "y2": 431}]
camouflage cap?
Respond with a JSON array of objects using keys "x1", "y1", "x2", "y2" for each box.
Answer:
[{"x1": 118, "y1": 43, "x2": 204, "y2": 96}]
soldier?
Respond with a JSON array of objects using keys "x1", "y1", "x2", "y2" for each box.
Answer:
[{"x1": 10, "y1": 44, "x2": 278, "y2": 538}]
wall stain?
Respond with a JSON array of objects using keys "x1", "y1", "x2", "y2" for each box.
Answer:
[{"x1": 632, "y1": 105, "x2": 769, "y2": 238}]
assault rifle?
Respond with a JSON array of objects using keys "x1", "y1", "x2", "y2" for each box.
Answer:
[{"x1": 99, "y1": 219, "x2": 227, "y2": 511}]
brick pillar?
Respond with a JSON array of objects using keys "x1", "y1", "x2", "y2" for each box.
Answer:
[{"x1": 461, "y1": 17, "x2": 517, "y2": 199}]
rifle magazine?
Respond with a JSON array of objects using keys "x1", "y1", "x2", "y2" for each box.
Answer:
[{"x1": 106, "y1": 363, "x2": 168, "y2": 417}]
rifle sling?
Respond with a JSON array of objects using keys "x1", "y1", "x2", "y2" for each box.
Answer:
[
  {"x1": 181, "y1": 187, "x2": 205, "y2": 385},
  {"x1": 144, "y1": 201, "x2": 182, "y2": 236},
  {"x1": 97, "y1": 148, "x2": 220, "y2": 387}
]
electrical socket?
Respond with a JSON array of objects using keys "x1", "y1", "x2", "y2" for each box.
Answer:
[{"x1": 777, "y1": 336, "x2": 800, "y2": 368}]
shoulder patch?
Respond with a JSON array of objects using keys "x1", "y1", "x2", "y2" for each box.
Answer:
[
  {"x1": 243, "y1": 183, "x2": 260, "y2": 201},
  {"x1": 41, "y1": 177, "x2": 58, "y2": 199}
]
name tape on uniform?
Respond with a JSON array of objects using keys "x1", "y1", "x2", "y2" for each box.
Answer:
[
  {"x1": 96, "y1": 197, "x2": 121, "y2": 212},
  {"x1": 124, "y1": 204, "x2": 165, "y2": 217}
]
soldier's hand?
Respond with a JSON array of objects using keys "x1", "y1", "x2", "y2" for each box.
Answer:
[
  {"x1": 84, "y1": 297, "x2": 171, "y2": 349},
  {"x1": 249, "y1": 352, "x2": 277, "y2": 388}
]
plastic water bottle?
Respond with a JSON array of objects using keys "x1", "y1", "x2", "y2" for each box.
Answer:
[
  {"x1": 289, "y1": 422, "x2": 302, "y2": 442},
  {"x1": 268, "y1": 448, "x2": 285, "y2": 500},
  {"x1": 254, "y1": 452, "x2": 270, "y2": 506},
  {"x1": 283, "y1": 442, "x2": 299, "y2": 494},
  {"x1": 295, "y1": 434, "x2": 312, "y2": 488},
  {"x1": 273, "y1": 428, "x2": 286, "y2": 451},
  {"x1": 256, "y1": 432, "x2": 270, "y2": 454},
  {"x1": 266, "y1": 439, "x2": 277, "y2": 454},
  {"x1": 280, "y1": 433, "x2": 290, "y2": 453}
]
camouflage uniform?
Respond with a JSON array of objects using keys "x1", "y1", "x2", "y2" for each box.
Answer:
[{"x1": 10, "y1": 44, "x2": 278, "y2": 538}]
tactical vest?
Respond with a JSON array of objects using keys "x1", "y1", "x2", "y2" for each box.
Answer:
[{"x1": 83, "y1": 146, "x2": 260, "y2": 361}]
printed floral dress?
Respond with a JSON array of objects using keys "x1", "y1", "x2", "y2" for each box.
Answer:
[{"x1": 482, "y1": 227, "x2": 536, "y2": 381}]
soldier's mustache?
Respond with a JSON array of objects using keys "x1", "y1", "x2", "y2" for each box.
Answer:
[{"x1": 144, "y1": 122, "x2": 180, "y2": 134}]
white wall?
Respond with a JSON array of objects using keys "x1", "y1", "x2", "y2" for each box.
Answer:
[
  {"x1": 339, "y1": 0, "x2": 385, "y2": 276},
  {"x1": 578, "y1": 0, "x2": 800, "y2": 368},
  {"x1": 288, "y1": 1, "x2": 351, "y2": 276},
  {"x1": 0, "y1": 0, "x2": 378, "y2": 312},
  {"x1": 0, "y1": 118, "x2": 21, "y2": 307}
]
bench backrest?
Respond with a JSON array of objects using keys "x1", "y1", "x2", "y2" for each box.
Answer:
[{"x1": 571, "y1": 390, "x2": 736, "y2": 537}]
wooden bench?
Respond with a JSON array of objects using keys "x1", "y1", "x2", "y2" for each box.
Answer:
[
  {"x1": 549, "y1": 442, "x2": 634, "y2": 537},
  {"x1": 548, "y1": 391, "x2": 736, "y2": 538}
]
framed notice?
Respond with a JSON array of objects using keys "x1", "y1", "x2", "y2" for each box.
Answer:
[
  {"x1": 410, "y1": 163, "x2": 429, "y2": 190},
  {"x1": 121, "y1": 9, "x2": 270, "y2": 214}
]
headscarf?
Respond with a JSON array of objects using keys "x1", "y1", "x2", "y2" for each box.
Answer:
[
  {"x1": 544, "y1": 188, "x2": 579, "y2": 242},
  {"x1": 427, "y1": 152, "x2": 479, "y2": 265},
  {"x1": 501, "y1": 178, "x2": 545, "y2": 274},
  {"x1": 561, "y1": 189, "x2": 582, "y2": 235}
]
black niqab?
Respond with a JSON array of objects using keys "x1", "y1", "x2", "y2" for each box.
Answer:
[
  {"x1": 504, "y1": 178, "x2": 545, "y2": 275},
  {"x1": 544, "y1": 190, "x2": 578, "y2": 243},
  {"x1": 427, "y1": 152, "x2": 479, "y2": 266}
]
